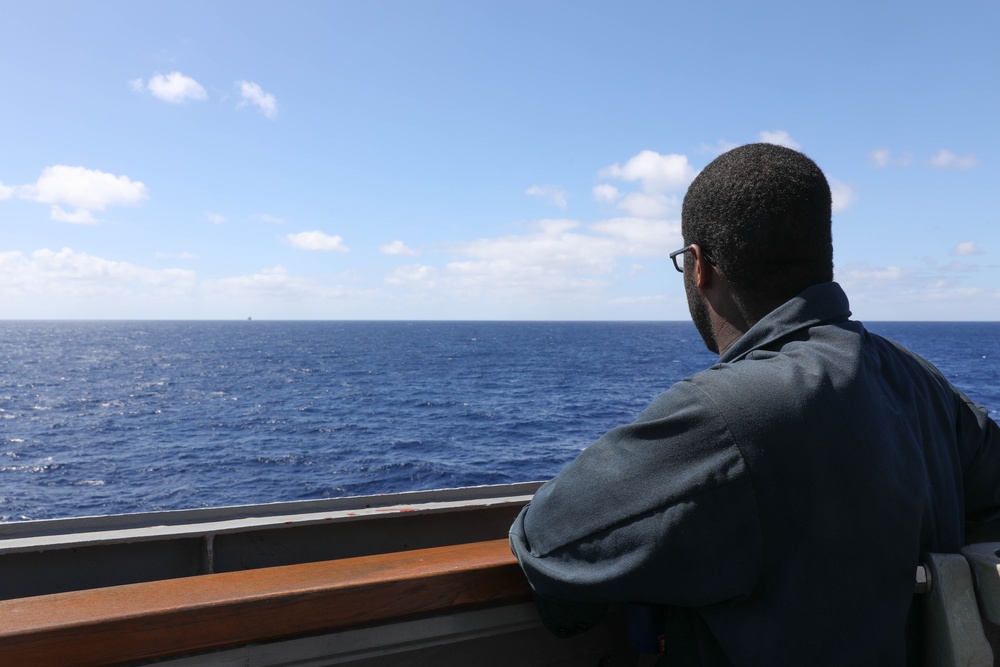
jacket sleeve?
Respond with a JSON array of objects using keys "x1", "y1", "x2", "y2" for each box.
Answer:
[
  {"x1": 957, "y1": 391, "x2": 1000, "y2": 544},
  {"x1": 509, "y1": 380, "x2": 763, "y2": 630}
]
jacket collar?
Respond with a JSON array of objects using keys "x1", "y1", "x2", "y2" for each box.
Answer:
[{"x1": 719, "y1": 282, "x2": 853, "y2": 364}]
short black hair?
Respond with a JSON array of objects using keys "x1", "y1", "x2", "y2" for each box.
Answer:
[{"x1": 681, "y1": 143, "x2": 833, "y2": 306}]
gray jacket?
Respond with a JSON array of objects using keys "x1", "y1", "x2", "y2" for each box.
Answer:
[{"x1": 510, "y1": 282, "x2": 1000, "y2": 665}]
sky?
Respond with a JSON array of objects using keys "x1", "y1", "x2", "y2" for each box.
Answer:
[{"x1": 1, "y1": 1, "x2": 998, "y2": 321}]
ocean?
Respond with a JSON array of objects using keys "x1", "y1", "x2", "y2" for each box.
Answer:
[{"x1": 1, "y1": 320, "x2": 997, "y2": 522}]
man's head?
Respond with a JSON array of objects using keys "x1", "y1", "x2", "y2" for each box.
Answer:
[{"x1": 680, "y1": 143, "x2": 834, "y2": 350}]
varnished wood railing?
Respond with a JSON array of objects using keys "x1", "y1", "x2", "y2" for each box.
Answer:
[{"x1": 0, "y1": 538, "x2": 531, "y2": 667}]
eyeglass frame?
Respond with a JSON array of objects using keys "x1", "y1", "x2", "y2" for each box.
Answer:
[{"x1": 669, "y1": 244, "x2": 715, "y2": 273}]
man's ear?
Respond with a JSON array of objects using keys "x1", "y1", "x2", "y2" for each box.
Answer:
[{"x1": 690, "y1": 243, "x2": 713, "y2": 290}]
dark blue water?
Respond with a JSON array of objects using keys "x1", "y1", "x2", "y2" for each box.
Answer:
[{"x1": 0, "y1": 321, "x2": 996, "y2": 521}]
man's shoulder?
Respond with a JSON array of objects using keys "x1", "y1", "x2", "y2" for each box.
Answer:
[
  {"x1": 689, "y1": 335, "x2": 847, "y2": 395},
  {"x1": 668, "y1": 321, "x2": 870, "y2": 418}
]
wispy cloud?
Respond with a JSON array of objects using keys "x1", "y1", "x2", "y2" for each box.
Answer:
[
  {"x1": 870, "y1": 147, "x2": 913, "y2": 168},
  {"x1": 951, "y1": 241, "x2": 982, "y2": 256},
  {"x1": 287, "y1": 231, "x2": 349, "y2": 252},
  {"x1": 829, "y1": 178, "x2": 857, "y2": 213},
  {"x1": 592, "y1": 184, "x2": 620, "y2": 203},
  {"x1": 132, "y1": 72, "x2": 208, "y2": 104},
  {"x1": 204, "y1": 212, "x2": 283, "y2": 226},
  {"x1": 0, "y1": 181, "x2": 14, "y2": 200},
  {"x1": 836, "y1": 262, "x2": 908, "y2": 290},
  {"x1": 130, "y1": 74, "x2": 279, "y2": 120},
  {"x1": 0, "y1": 247, "x2": 196, "y2": 298},
  {"x1": 526, "y1": 184, "x2": 568, "y2": 209},
  {"x1": 758, "y1": 130, "x2": 801, "y2": 150},
  {"x1": 833, "y1": 257, "x2": 1000, "y2": 320},
  {"x1": 206, "y1": 266, "x2": 370, "y2": 308},
  {"x1": 385, "y1": 217, "x2": 681, "y2": 302},
  {"x1": 210, "y1": 266, "x2": 304, "y2": 295},
  {"x1": 155, "y1": 251, "x2": 199, "y2": 260},
  {"x1": 380, "y1": 240, "x2": 418, "y2": 256},
  {"x1": 50, "y1": 206, "x2": 97, "y2": 224},
  {"x1": 385, "y1": 264, "x2": 436, "y2": 286},
  {"x1": 926, "y1": 149, "x2": 979, "y2": 170},
  {"x1": 0, "y1": 248, "x2": 375, "y2": 318},
  {"x1": 237, "y1": 81, "x2": 278, "y2": 119},
  {"x1": 872, "y1": 146, "x2": 978, "y2": 170},
  {"x1": 697, "y1": 132, "x2": 799, "y2": 156},
  {"x1": 616, "y1": 192, "x2": 678, "y2": 218},
  {"x1": 697, "y1": 139, "x2": 740, "y2": 156}
]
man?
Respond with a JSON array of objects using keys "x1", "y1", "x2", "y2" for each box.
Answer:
[{"x1": 509, "y1": 143, "x2": 1000, "y2": 664}]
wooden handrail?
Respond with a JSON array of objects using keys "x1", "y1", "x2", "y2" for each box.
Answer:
[{"x1": 0, "y1": 538, "x2": 530, "y2": 667}]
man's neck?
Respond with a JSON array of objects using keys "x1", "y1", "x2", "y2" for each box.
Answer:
[
  {"x1": 705, "y1": 290, "x2": 754, "y2": 356},
  {"x1": 712, "y1": 319, "x2": 745, "y2": 356}
]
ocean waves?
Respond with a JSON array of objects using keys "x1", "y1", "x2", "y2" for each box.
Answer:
[{"x1": 0, "y1": 320, "x2": 995, "y2": 521}]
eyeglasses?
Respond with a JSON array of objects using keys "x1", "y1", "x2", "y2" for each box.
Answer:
[{"x1": 668, "y1": 244, "x2": 715, "y2": 272}]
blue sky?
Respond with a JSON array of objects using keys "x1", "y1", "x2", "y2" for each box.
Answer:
[{"x1": 1, "y1": 1, "x2": 997, "y2": 320}]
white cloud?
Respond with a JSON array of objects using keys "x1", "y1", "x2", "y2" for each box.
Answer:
[
  {"x1": 0, "y1": 248, "x2": 196, "y2": 302},
  {"x1": 154, "y1": 251, "x2": 199, "y2": 260},
  {"x1": 0, "y1": 248, "x2": 380, "y2": 319},
  {"x1": 617, "y1": 192, "x2": 678, "y2": 218},
  {"x1": 829, "y1": 178, "x2": 857, "y2": 213},
  {"x1": 143, "y1": 72, "x2": 208, "y2": 104},
  {"x1": 206, "y1": 212, "x2": 228, "y2": 225},
  {"x1": 869, "y1": 148, "x2": 915, "y2": 168},
  {"x1": 588, "y1": 217, "x2": 680, "y2": 256},
  {"x1": 238, "y1": 80, "x2": 278, "y2": 119},
  {"x1": 832, "y1": 259, "x2": 1000, "y2": 320},
  {"x1": 871, "y1": 148, "x2": 890, "y2": 168},
  {"x1": 50, "y1": 205, "x2": 97, "y2": 224},
  {"x1": 951, "y1": 241, "x2": 982, "y2": 256},
  {"x1": 871, "y1": 147, "x2": 975, "y2": 170},
  {"x1": 258, "y1": 214, "x2": 284, "y2": 224},
  {"x1": 448, "y1": 220, "x2": 619, "y2": 274},
  {"x1": 18, "y1": 165, "x2": 148, "y2": 222},
  {"x1": 385, "y1": 217, "x2": 681, "y2": 303},
  {"x1": 526, "y1": 185, "x2": 568, "y2": 209},
  {"x1": 758, "y1": 130, "x2": 801, "y2": 150},
  {"x1": 592, "y1": 184, "x2": 620, "y2": 203},
  {"x1": 391, "y1": 256, "x2": 611, "y2": 301},
  {"x1": 939, "y1": 261, "x2": 980, "y2": 273},
  {"x1": 835, "y1": 263, "x2": 907, "y2": 292},
  {"x1": 629, "y1": 263, "x2": 648, "y2": 275},
  {"x1": 698, "y1": 139, "x2": 739, "y2": 156},
  {"x1": 0, "y1": 181, "x2": 14, "y2": 200},
  {"x1": 287, "y1": 230, "x2": 350, "y2": 252},
  {"x1": 211, "y1": 265, "x2": 298, "y2": 294},
  {"x1": 26, "y1": 165, "x2": 147, "y2": 210},
  {"x1": 596, "y1": 150, "x2": 695, "y2": 220},
  {"x1": 380, "y1": 240, "x2": 418, "y2": 256},
  {"x1": 385, "y1": 264, "x2": 436, "y2": 286},
  {"x1": 207, "y1": 266, "x2": 368, "y2": 308},
  {"x1": 599, "y1": 150, "x2": 696, "y2": 193},
  {"x1": 29, "y1": 248, "x2": 192, "y2": 284},
  {"x1": 926, "y1": 149, "x2": 979, "y2": 170}
]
